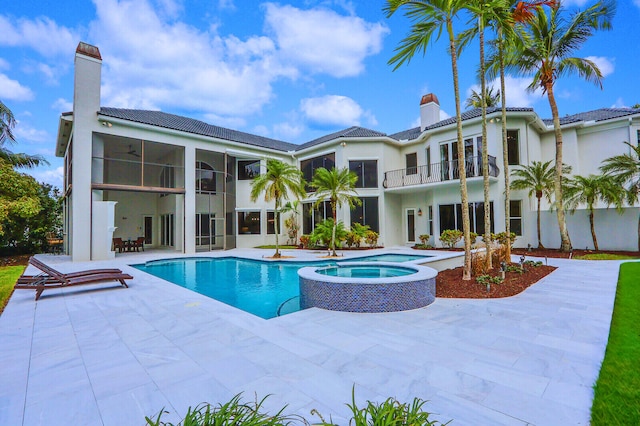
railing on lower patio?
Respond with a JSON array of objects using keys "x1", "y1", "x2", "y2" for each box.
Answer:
[{"x1": 383, "y1": 155, "x2": 499, "y2": 189}]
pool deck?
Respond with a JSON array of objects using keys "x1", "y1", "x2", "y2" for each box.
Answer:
[{"x1": 0, "y1": 248, "x2": 623, "y2": 425}]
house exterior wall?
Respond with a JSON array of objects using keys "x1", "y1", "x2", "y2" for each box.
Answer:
[{"x1": 60, "y1": 42, "x2": 640, "y2": 258}]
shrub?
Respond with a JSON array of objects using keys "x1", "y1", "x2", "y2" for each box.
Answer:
[
  {"x1": 347, "y1": 222, "x2": 370, "y2": 248},
  {"x1": 476, "y1": 274, "x2": 504, "y2": 287},
  {"x1": 439, "y1": 229, "x2": 463, "y2": 248},
  {"x1": 310, "y1": 219, "x2": 347, "y2": 249},
  {"x1": 419, "y1": 234, "x2": 430, "y2": 245},
  {"x1": 299, "y1": 235, "x2": 310, "y2": 249},
  {"x1": 364, "y1": 230, "x2": 379, "y2": 247},
  {"x1": 345, "y1": 231, "x2": 359, "y2": 248},
  {"x1": 471, "y1": 250, "x2": 489, "y2": 276},
  {"x1": 483, "y1": 231, "x2": 517, "y2": 246},
  {"x1": 145, "y1": 393, "x2": 294, "y2": 426}
]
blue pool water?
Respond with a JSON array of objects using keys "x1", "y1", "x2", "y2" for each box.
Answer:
[
  {"x1": 133, "y1": 253, "x2": 433, "y2": 319},
  {"x1": 316, "y1": 265, "x2": 415, "y2": 278},
  {"x1": 348, "y1": 253, "x2": 433, "y2": 262},
  {"x1": 134, "y1": 257, "x2": 331, "y2": 319}
]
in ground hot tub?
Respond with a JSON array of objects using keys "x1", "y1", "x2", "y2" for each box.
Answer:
[{"x1": 298, "y1": 262, "x2": 437, "y2": 313}]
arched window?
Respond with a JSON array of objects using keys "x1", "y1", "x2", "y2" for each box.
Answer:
[{"x1": 196, "y1": 161, "x2": 217, "y2": 193}]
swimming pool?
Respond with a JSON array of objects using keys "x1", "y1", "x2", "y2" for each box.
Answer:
[
  {"x1": 134, "y1": 257, "x2": 332, "y2": 319},
  {"x1": 133, "y1": 254, "x2": 434, "y2": 319},
  {"x1": 347, "y1": 253, "x2": 433, "y2": 263},
  {"x1": 316, "y1": 264, "x2": 415, "y2": 278}
]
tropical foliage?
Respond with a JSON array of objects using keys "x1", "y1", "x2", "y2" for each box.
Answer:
[
  {"x1": 600, "y1": 142, "x2": 640, "y2": 251},
  {"x1": 563, "y1": 174, "x2": 623, "y2": 251},
  {"x1": 385, "y1": 0, "x2": 473, "y2": 279},
  {"x1": 464, "y1": 86, "x2": 501, "y2": 109},
  {"x1": 510, "y1": 160, "x2": 570, "y2": 249},
  {"x1": 250, "y1": 158, "x2": 306, "y2": 258},
  {"x1": 310, "y1": 167, "x2": 360, "y2": 256},
  {"x1": 505, "y1": 1, "x2": 616, "y2": 251},
  {"x1": 1, "y1": 100, "x2": 47, "y2": 168},
  {"x1": 310, "y1": 219, "x2": 347, "y2": 250},
  {"x1": 0, "y1": 181, "x2": 62, "y2": 255},
  {"x1": 0, "y1": 160, "x2": 42, "y2": 238}
]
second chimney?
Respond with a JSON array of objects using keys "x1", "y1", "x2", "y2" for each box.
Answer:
[{"x1": 420, "y1": 93, "x2": 440, "y2": 131}]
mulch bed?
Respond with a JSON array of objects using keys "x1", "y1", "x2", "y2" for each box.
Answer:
[
  {"x1": 436, "y1": 262, "x2": 556, "y2": 299},
  {"x1": 0, "y1": 254, "x2": 31, "y2": 267},
  {"x1": 512, "y1": 247, "x2": 640, "y2": 259}
]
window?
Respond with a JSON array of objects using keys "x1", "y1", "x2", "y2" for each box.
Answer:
[
  {"x1": 510, "y1": 200, "x2": 522, "y2": 236},
  {"x1": 303, "y1": 201, "x2": 330, "y2": 234},
  {"x1": 406, "y1": 152, "x2": 417, "y2": 175},
  {"x1": 160, "y1": 165, "x2": 175, "y2": 188},
  {"x1": 438, "y1": 202, "x2": 494, "y2": 234},
  {"x1": 350, "y1": 197, "x2": 379, "y2": 232},
  {"x1": 507, "y1": 130, "x2": 520, "y2": 165},
  {"x1": 300, "y1": 153, "x2": 335, "y2": 191},
  {"x1": 196, "y1": 213, "x2": 215, "y2": 246},
  {"x1": 196, "y1": 161, "x2": 217, "y2": 193},
  {"x1": 349, "y1": 160, "x2": 378, "y2": 188},
  {"x1": 160, "y1": 214, "x2": 174, "y2": 247},
  {"x1": 238, "y1": 160, "x2": 261, "y2": 180},
  {"x1": 238, "y1": 211, "x2": 260, "y2": 234},
  {"x1": 425, "y1": 147, "x2": 431, "y2": 177},
  {"x1": 267, "y1": 211, "x2": 280, "y2": 234},
  {"x1": 428, "y1": 205, "x2": 433, "y2": 235}
]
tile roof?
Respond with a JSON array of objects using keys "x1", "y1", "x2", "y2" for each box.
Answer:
[
  {"x1": 542, "y1": 108, "x2": 640, "y2": 126},
  {"x1": 295, "y1": 126, "x2": 388, "y2": 150},
  {"x1": 99, "y1": 107, "x2": 298, "y2": 152},
  {"x1": 389, "y1": 107, "x2": 535, "y2": 140}
]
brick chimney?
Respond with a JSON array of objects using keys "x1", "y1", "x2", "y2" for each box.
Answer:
[{"x1": 420, "y1": 93, "x2": 440, "y2": 131}]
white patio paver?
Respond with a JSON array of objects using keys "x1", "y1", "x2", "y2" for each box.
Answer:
[{"x1": 0, "y1": 250, "x2": 622, "y2": 425}]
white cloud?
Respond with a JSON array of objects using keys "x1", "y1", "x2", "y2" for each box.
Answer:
[
  {"x1": 465, "y1": 76, "x2": 544, "y2": 108},
  {"x1": 0, "y1": 58, "x2": 9, "y2": 70},
  {"x1": 51, "y1": 98, "x2": 73, "y2": 112},
  {"x1": 300, "y1": 95, "x2": 363, "y2": 128},
  {"x1": 273, "y1": 122, "x2": 304, "y2": 140},
  {"x1": 28, "y1": 166, "x2": 64, "y2": 188},
  {"x1": 218, "y1": 0, "x2": 236, "y2": 11},
  {"x1": 585, "y1": 56, "x2": 614, "y2": 77},
  {"x1": 0, "y1": 73, "x2": 34, "y2": 101},
  {"x1": 635, "y1": 0, "x2": 640, "y2": 9},
  {"x1": 0, "y1": 15, "x2": 78, "y2": 57},
  {"x1": 91, "y1": 0, "x2": 300, "y2": 118},
  {"x1": 14, "y1": 121, "x2": 49, "y2": 143},
  {"x1": 611, "y1": 97, "x2": 627, "y2": 108},
  {"x1": 263, "y1": 3, "x2": 389, "y2": 78}
]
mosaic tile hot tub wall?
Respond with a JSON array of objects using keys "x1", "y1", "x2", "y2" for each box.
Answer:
[{"x1": 299, "y1": 275, "x2": 436, "y2": 313}]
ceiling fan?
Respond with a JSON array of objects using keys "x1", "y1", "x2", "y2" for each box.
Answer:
[{"x1": 114, "y1": 144, "x2": 141, "y2": 158}]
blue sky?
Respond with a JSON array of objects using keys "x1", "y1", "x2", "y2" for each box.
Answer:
[{"x1": 2, "y1": 0, "x2": 639, "y2": 188}]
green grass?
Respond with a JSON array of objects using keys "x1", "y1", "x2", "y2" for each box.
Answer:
[
  {"x1": 574, "y1": 253, "x2": 639, "y2": 260},
  {"x1": 0, "y1": 265, "x2": 25, "y2": 315},
  {"x1": 591, "y1": 262, "x2": 640, "y2": 424}
]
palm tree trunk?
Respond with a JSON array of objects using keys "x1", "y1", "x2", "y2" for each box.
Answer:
[
  {"x1": 589, "y1": 209, "x2": 599, "y2": 251},
  {"x1": 448, "y1": 18, "x2": 472, "y2": 280},
  {"x1": 499, "y1": 38, "x2": 511, "y2": 262},
  {"x1": 480, "y1": 20, "x2": 492, "y2": 271},
  {"x1": 274, "y1": 198, "x2": 280, "y2": 258},
  {"x1": 331, "y1": 201, "x2": 337, "y2": 257},
  {"x1": 546, "y1": 84, "x2": 572, "y2": 252},
  {"x1": 537, "y1": 196, "x2": 544, "y2": 249}
]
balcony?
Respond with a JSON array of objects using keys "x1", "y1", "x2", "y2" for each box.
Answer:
[{"x1": 383, "y1": 155, "x2": 499, "y2": 189}]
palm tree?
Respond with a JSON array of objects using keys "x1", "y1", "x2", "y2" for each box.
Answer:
[
  {"x1": 1, "y1": 100, "x2": 47, "y2": 168},
  {"x1": 384, "y1": 0, "x2": 474, "y2": 279},
  {"x1": 250, "y1": 158, "x2": 306, "y2": 258},
  {"x1": 310, "y1": 167, "x2": 360, "y2": 257},
  {"x1": 505, "y1": 1, "x2": 616, "y2": 251},
  {"x1": 510, "y1": 160, "x2": 556, "y2": 248},
  {"x1": 490, "y1": 0, "x2": 552, "y2": 262},
  {"x1": 600, "y1": 142, "x2": 640, "y2": 251},
  {"x1": 563, "y1": 174, "x2": 623, "y2": 251},
  {"x1": 464, "y1": 86, "x2": 501, "y2": 109}
]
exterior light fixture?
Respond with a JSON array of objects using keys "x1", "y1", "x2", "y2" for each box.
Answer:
[
  {"x1": 101, "y1": 121, "x2": 112, "y2": 127},
  {"x1": 418, "y1": 208, "x2": 423, "y2": 216}
]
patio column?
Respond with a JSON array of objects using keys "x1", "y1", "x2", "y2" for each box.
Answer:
[{"x1": 184, "y1": 146, "x2": 196, "y2": 254}]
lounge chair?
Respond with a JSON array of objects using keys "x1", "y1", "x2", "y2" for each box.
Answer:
[{"x1": 14, "y1": 257, "x2": 132, "y2": 300}]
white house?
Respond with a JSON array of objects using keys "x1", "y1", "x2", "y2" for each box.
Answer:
[{"x1": 56, "y1": 42, "x2": 640, "y2": 261}]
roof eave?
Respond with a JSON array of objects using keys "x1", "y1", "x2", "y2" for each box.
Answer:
[{"x1": 55, "y1": 114, "x2": 73, "y2": 157}]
